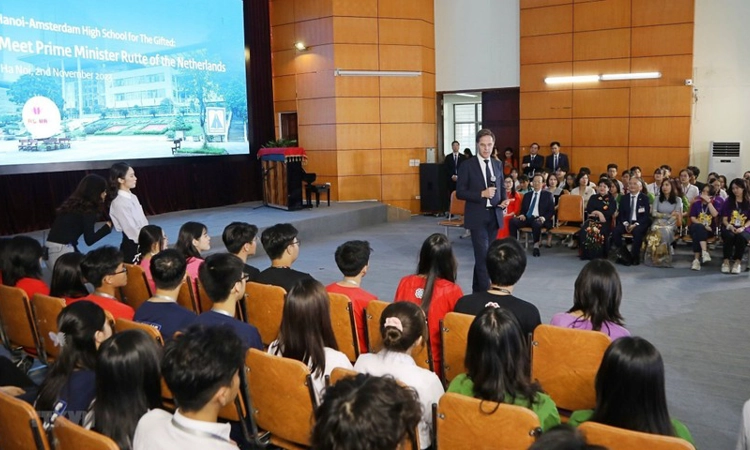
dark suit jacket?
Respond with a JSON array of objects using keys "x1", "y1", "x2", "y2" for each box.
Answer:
[
  {"x1": 545, "y1": 153, "x2": 569, "y2": 173},
  {"x1": 444, "y1": 152, "x2": 464, "y2": 191},
  {"x1": 519, "y1": 189, "x2": 555, "y2": 222},
  {"x1": 617, "y1": 193, "x2": 652, "y2": 227},
  {"x1": 521, "y1": 154, "x2": 545, "y2": 176},
  {"x1": 456, "y1": 157, "x2": 507, "y2": 230}
]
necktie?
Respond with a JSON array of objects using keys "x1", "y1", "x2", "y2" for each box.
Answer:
[
  {"x1": 529, "y1": 192, "x2": 538, "y2": 217},
  {"x1": 484, "y1": 159, "x2": 493, "y2": 188},
  {"x1": 630, "y1": 196, "x2": 637, "y2": 221},
  {"x1": 454, "y1": 154, "x2": 458, "y2": 174},
  {"x1": 554, "y1": 155, "x2": 558, "y2": 171}
]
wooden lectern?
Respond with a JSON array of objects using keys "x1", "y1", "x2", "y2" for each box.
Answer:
[{"x1": 257, "y1": 147, "x2": 306, "y2": 210}]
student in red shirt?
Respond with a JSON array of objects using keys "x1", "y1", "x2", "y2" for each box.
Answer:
[
  {"x1": 325, "y1": 241, "x2": 378, "y2": 354},
  {"x1": 0, "y1": 236, "x2": 49, "y2": 299},
  {"x1": 72, "y1": 246, "x2": 134, "y2": 320}
]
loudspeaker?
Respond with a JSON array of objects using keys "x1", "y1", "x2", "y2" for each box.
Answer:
[{"x1": 420, "y1": 163, "x2": 449, "y2": 212}]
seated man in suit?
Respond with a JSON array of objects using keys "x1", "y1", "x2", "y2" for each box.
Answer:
[
  {"x1": 545, "y1": 141, "x2": 569, "y2": 174},
  {"x1": 509, "y1": 174, "x2": 555, "y2": 257},
  {"x1": 611, "y1": 177, "x2": 651, "y2": 266},
  {"x1": 521, "y1": 142, "x2": 544, "y2": 177}
]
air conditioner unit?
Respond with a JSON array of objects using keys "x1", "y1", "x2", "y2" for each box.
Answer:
[{"x1": 708, "y1": 141, "x2": 742, "y2": 180}]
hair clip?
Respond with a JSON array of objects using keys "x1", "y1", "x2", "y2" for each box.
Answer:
[
  {"x1": 49, "y1": 331, "x2": 65, "y2": 348},
  {"x1": 384, "y1": 317, "x2": 403, "y2": 332},
  {"x1": 485, "y1": 302, "x2": 500, "y2": 309}
]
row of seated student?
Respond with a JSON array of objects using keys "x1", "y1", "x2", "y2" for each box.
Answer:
[{"x1": 496, "y1": 164, "x2": 750, "y2": 271}]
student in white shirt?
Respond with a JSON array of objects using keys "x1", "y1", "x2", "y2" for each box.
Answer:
[
  {"x1": 268, "y1": 279, "x2": 352, "y2": 402},
  {"x1": 108, "y1": 162, "x2": 148, "y2": 264},
  {"x1": 354, "y1": 302, "x2": 444, "y2": 449},
  {"x1": 679, "y1": 168, "x2": 700, "y2": 203},
  {"x1": 133, "y1": 325, "x2": 245, "y2": 450}
]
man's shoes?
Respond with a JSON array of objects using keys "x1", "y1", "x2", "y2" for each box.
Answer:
[
  {"x1": 732, "y1": 262, "x2": 742, "y2": 274},
  {"x1": 533, "y1": 247, "x2": 540, "y2": 257},
  {"x1": 691, "y1": 259, "x2": 701, "y2": 271},
  {"x1": 701, "y1": 250, "x2": 712, "y2": 263},
  {"x1": 721, "y1": 261, "x2": 730, "y2": 273},
  {"x1": 460, "y1": 230, "x2": 471, "y2": 239}
]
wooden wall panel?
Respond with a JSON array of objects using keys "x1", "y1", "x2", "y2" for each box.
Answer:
[
  {"x1": 629, "y1": 147, "x2": 689, "y2": 173},
  {"x1": 337, "y1": 124, "x2": 381, "y2": 149},
  {"x1": 274, "y1": 100, "x2": 296, "y2": 113},
  {"x1": 273, "y1": 75, "x2": 297, "y2": 102},
  {"x1": 381, "y1": 123, "x2": 433, "y2": 149},
  {"x1": 381, "y1": 149, "x2": 423, "y2": 174},
  {"x1": 335, "y1": 97, "x2": 381, "y2": 123},
  {"x1": 521, "y1": 34, "x2": 573, "y2": 65},
  {"x1": 333, "y1": 44, "x2": 380, "y2": 70},
  {"x1": 420, "y1": 73, "x2": 436, "y2": 97},
  {"x1": 298, "y1": 124, "x2": 337, "y2": 150},
  {"x1": 380, "y1": 98, "x2": 433, "y2": 124},
  {"x1": 382, "y1": 174, "x2": 420, "y2": 200},
  {"x1": 421, "y1": 47, "x2": 436, "y2": 74},
  {"x1": 294, "y1": 0, "x2": 333, "y2": 22},
  {"x1": 631, "y1": 55, "x2": 693, "y2": 87},
  {"x1": 378, "y1": 45, "x2": 425, "y2": 71},
  {"x1": 632, "y1": 0, "x2": 694, "y2": 27},
  {"x1": 337, "y1": 175, "x2": 382, "y2": 200},
  {"x1": 521, "y1": 0, "x2": 571, "y2": 9},
  {"x1": 630, "y1": 86, "x2": 691, "y2": 117},
  {"x1": 295, "y1": 45, "x2": 335, "y2": 72},
  {"x1": 271, "y1": 24, "x2": 296, "y2": 52},
  {"x1": 297, "y1": 72, "x2": 335, "y2": 99},
  {"x1": 521, "y1": 62, "x2": 573, "y2": 92},
  {"x1": 570, "y1": 147, "x2": 629, "y2": 175},
  {"x1": 574, "y1": 0, "x2": 631, "y2": 32},
  {"x1": 332, "y1": 0, "x2": 377, "y2": 17},
  {"x1": 298, "y1": 98, "x2": 336, "y2": 125},
  {"x1": 332, "y1": 17, "x2": 378, "y2": 44},
  {"x1": 572, "y1": 118, "x2": 629, "y2": 146},
  {"x1": 379, "y1": 19, "x2": 433, "y2": 47},
  {"x1": 573, "y1": 28, "x2": 631, "y2": 61},
  {"x1": 379, "y1": 0, "x2": 433, "y2": 21},
  {"x1": 632, "y1": 24, "x2": 693, "y2": 57},
  {"x1": 629, "y1": 118, "x2": 690, "y2": 147},
  {"x1": 272, "y1": 49, "x2": 296, "y2": 76},
  {"x1": 380, "y1": 75, "x2": 421, "y2": 97},
  {"x1": 520, "y1": 5, "x2": 573, "y2": 37},
  {"x1": 270, "y1": 0, "x2": 295, "y2": 26},
  {"x1": 337, "y1": 149, "x2": 382, "y2": 176},
  {"x1": 520, "y1": 91, "x2": 573, "y2": 119},
  {"x1": 520, "y1": 119, "x2": 572, "y2": 150},
  {"x1": 335, "y1": 76, "x2": 380, "y2": 97},
  {"x1": 304, "y1": 150, "x2": 339, "y2": 176},
  {"x1": 572, "y1": 88, "x2": 630, "y2": 118},
  {"x1": 296, "y1": 18, "x2": 334, "y2": 47}
]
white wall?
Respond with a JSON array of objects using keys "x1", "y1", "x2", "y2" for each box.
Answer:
[
  {"x1": 691, "y1": 0, "x2": 750, "y2": 176},
  {"x1": 434, "y1": 0, "x2": 520, "y2": 92}
]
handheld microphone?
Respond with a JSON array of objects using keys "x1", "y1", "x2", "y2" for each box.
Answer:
[{"x1": 489, "y1": 176, "x2": 496, "y2": 188}]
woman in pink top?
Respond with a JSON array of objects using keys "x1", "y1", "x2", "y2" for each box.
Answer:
[
  {"x1": 394, "y1": 233, "x2": 463, "y2": 378},
  {"x1": 550, "y1": 259, "x2": 630, "y2": 340},
  {"x1": 137, "y1": 225, "x2": 168, "y2": 293},
  {"x1": 174, "y1": 221, "x2": 211, "y2": 284}
]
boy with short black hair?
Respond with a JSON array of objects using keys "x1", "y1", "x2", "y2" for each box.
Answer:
[
  {"x1": 222, "y1": 222, "x2": 260, "y2": 281},
  {"x1": 134, "y1": 249, "x2": 196, "y2": 341},
  {"x1": 133, "y1": 325, "x2": 244, "y2": 450},
  {"x1": 74, "y1": 246, "x2": 134, "y2": 320},
  {"x1": 255, "y1": 223, "x2": 313, "y2": 292}
]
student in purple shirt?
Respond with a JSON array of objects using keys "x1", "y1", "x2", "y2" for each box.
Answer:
[
  {"x1": 134, "y1": 249, "x2": 197, "y2": 341},
  {"x1": 194, "y1": 253, "x2": 262, "y2": 351},
  {"x1": 550, "y1": 259, "x2": 630, "y2": 340}
]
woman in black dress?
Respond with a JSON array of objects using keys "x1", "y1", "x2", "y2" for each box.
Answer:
[{"x1": 580, "y1": 179, "x2": 615, "y2": 260}]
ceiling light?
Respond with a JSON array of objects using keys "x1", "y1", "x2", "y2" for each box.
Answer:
[
  {"x1": 544, "y1": 75, "x2": 600, "y2": 84},
  {"x1": 600, "y1": 72, "x2": 662, "y2": 81},
  {"x1": 454, "y1": 93, "x2": 478, "y2": 98},
  {"x1": 294, "y1": 42, "x2": 307, "y2": 51}
]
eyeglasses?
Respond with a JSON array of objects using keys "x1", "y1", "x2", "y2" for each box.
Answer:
[
  {"x1": 237, "y1": 273, "x2": 250, "y2": 283},
  {"x1": 291, "y1": 239, "x2": 300, "y2": 246},
  {"x1": 110, "y1": 267, "x2": 128, "y2": 276}
]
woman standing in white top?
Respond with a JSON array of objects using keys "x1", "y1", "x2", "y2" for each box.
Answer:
[
  {"x1": 268, "y1": 278, "x2": 352, "y2": 402},
  {"x1": 108, "y1": 162, "x2": 148, "y2": 263},
  {"x1": 354, "y1": 301, "x2": 444, "y2": 449}
]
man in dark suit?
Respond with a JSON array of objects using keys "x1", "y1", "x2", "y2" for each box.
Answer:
[
  {"x1": 611, "y1": 178, "x2": 651, "y2": 266},
  {"x1": 521, "y1": 142, "x2": 544, "y2": 177},
  {"x1": 509, "y1": 174, "x2": 555, "y2": 257},
  {"x1": 444, "y1": 140, "x2": 463, "y2": 197},
  {"x1": 545, "y1": 141, "x2": 569, "y2": 173},
  {"x1": 457, "y1": 129, "x2": 509, "y2": 293}
]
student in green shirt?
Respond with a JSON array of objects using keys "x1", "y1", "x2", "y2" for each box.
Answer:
[
  {"x1": 568, "y1": 336, "x2": 695, "y2": 446},
  {"x1": 447, "y1": 306, "x2": 560, "y2": 431}
]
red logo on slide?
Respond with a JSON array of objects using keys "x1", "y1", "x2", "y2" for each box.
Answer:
[{"x1": 33, "y1": 107, "x2": 41, "y2": 115}]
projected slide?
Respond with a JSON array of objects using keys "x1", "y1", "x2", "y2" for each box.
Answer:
[{"x1": 0, "y1": 0, "x2": 249, "y2": 169}]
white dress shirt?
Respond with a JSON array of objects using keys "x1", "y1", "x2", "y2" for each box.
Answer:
[
  {"x1": 354, "y1": 350, "x2": 445, "y2": 449},
  {"x1": 133, "y1": 409, "x2": 238, "y2": 450},
  {"x1": 109, "y1": 189, "x2": 148, "y2": 241}
]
